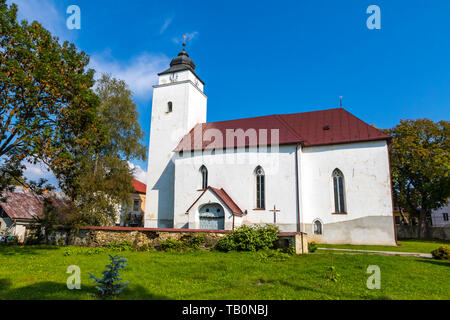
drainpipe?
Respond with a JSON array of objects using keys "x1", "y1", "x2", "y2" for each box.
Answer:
[
  {"x1": 295, "y1": 144, "x2": 303, "y2": 253},
  {"x1": 386, "y1": 142, "x2": 398, "y2": 245}
]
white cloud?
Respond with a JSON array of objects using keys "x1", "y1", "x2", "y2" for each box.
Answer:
[
  {"x1": 22, "y1": 161, "x2": 58, "y2": 186},
  {"x1": 160, "y1": 17, "x2": 173, "y2": 34},
  {"x1": 128, "y1": 162, "x2": 147, "y2": 184},
  {"x1": 7, "y1": 0, "x2": 74, "y2": 41},
  {"x1": 90, "y1": 51, "x2": 170, "y2": 101}
]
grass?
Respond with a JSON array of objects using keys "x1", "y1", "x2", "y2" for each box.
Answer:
[
  {"x1": 317, "y1": 240, "x2": 450, "y2": 254},
  {"x1": 0, "y1": 245, "x2": 449, "y2": 300}
]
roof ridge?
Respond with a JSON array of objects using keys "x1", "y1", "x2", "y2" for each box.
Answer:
[
  {"x1": 201, "y1": 107, "x2": 343, "y2": 126},
  {"x1": 340, "y1": 109, "x2": 391, "y2": 138},
  {"x1": 274, "y1": 114, "x2": 305, "y2": 145}
]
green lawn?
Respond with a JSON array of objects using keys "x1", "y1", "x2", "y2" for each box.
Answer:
[
  {"x1": 317, "y1": 240, "x2": 449, "y2": 253},
  {"x1": 0, "y1": 245, "x2": 449, "y2": 300}
]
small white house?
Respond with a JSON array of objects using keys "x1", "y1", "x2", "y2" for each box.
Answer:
[
  {"x1": 431, "y1": 202, "x2": 450, "y2": 227},
  {"x1": 144, "y1": 44, "x2": 397, "y2": 245}
]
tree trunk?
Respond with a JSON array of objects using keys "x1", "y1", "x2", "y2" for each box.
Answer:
[{"x1": 418, "y1": 208, "x2": 427, "y2": 239}]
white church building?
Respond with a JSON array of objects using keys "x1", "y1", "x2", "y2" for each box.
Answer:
[{"x1": 144, "y1": 44, "x2": 397, "y2": 245}]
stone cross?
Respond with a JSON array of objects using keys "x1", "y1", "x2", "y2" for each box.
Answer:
[{"x1": 270, "y1": 205, "x2": 280, "y2": 224}]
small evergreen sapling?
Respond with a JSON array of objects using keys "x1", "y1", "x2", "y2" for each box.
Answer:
[{"x1": 89, "y1": 255, "x2": 129, "y2": 296}]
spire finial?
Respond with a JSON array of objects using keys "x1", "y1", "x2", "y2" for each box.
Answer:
[
  {"x1": 339, "y1": 96, "x2": 343, "y2": 108},
  {"x1": 182, "y1": 34, "x2": 187, "y2": 50}
]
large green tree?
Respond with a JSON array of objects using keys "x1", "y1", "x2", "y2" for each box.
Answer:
[
  {"x1": 0, "y1": 0, "x2": 104, "y2": 196},
  {"x1": 385, "y1": 119, "x2": 450, "y2": 238},
  {"x1": 69, "y1": 74, "x2": 147, "y2": 226}
]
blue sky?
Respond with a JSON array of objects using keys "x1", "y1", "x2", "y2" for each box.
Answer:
[{"x1": 9, "y1": 0, "x2": 450, "y2": 183}]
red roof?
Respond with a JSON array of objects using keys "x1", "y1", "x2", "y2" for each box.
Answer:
[
  {"x1": 186, "y1": 186, "x2": 244, "y2": 216},
  {"x1": 133, "y1": 179, "x2": 147, "y2": 194},
  {"x1": 175, "y1": 108, "x2": 391, "y2": 151},
  {"x1": 0, "y1": 188, "x2": 43, "y2": 220},
  {"x1": 209, "y1": 187, "x2": 244, "y2": 216},
  {"x1": 0, "y1": 187, "x2": 70, "y2": 221}
]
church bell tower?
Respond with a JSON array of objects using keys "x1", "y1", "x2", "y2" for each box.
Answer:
[{"x1": 144, "y1": 40, "x2": 207, "y2": 228}]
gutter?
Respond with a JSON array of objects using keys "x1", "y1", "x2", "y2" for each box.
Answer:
[
  {"x1": 295, "y1": 143, "x2": 304, "y2": 253},
  {"x1": 295, "y1": 144, "x2": 301, "y2": 234}
]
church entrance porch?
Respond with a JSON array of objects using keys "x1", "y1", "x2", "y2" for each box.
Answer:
[{"x1": 199, "y1": 203, "x2": 225, "y2": 230}]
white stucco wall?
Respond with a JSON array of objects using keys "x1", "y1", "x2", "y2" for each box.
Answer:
[
  {"x1": 174, "y1": 145, "x2": 299, "y2": 232},
  {"x1": 145, "y1": 70, "x2": 207, "y2": 228},
  {"x1": 299, "y1": 140, "x2": 396, "y2": 245}
]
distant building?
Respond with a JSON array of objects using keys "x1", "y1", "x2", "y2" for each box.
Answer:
[
  {"x1": 0, "y1": 187, "x2": 43, "y2": 242},
  {"x1": 0, "y1": 187, "x2": 67, "y2": 242},
  {"x1": 119, "y1": 179, "x2": 146, "y2": 227},
  {"x1": 431, "y1": 201, "x2": 450, "y2": 227}
]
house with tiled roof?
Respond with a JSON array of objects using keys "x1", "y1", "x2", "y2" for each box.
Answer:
[
  {"x1": 118, "y1": 179, "x2": 147, "y2": 227},
  {"x1": 0, "y1": 187, "x2": 68, "y2": 242},
  {"x1": 144, "y1": 43, "x2": 396, "y2": 245}
]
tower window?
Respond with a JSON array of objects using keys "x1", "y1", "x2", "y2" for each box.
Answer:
[
  {"x1": 255, "y1": 166, "x2": 265, "y2": 209},
  {"x1": 332, "y1": 169, "x2": 346, "y2": 213},
  {"x1": 167, "y1": 101, "x2": 173, "y2": 113},
  {"x1": 200, "y1": 165, "x2": 208, "y2": 190},
  {"x1": 444, "y1": 213, "x2": 449, "y2": 222}
]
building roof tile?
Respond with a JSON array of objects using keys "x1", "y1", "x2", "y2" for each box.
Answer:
[
  {"x1": 175, "y1": 108, "x2": 391, "y2": 151},
  {"x1": 133, "y1": 179, "x2": 147, "y2": 194}
]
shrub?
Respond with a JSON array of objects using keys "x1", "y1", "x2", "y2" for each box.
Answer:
[
  {"x1": 160, "y1": 238, "x2": 184, "y2": 251},
  {"x1": 285, "y1": 246, "x2": 296, "y2": 255},
  {"x1": 431, "y1": 245, "x2": 450, "y2": 260},
  {"x1": 136, "y1": 244, "x2": 152, "y2": 252},
  {"x1": 89, "y1": 255, "x2": 129, "y2": 297},
  {"x1": 63, "y1": 248, "x2": 74, "y2": 256},
  {"x1": 106, "y1": 240, "x2": 133, "y2": 251},
  {"x1": 215, "y1": 225, "x2": 279, "y2": 252},
  {"x1": 308, "y1": 242, "x2": 318, "y2": 253},
  {"x1": 215, "y1": 235, "x2": 237, "y2": 252},
  {"x1": 182, "y1": 234, "x2": 206, "y2": 250},
  {"x1": 160, "y1": 234, "x2": 209, "y2": 252}
]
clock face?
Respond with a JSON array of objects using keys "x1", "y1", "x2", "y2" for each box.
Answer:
[{"x1": 169, "y1": 73, "x2": 178, "y2": 82}]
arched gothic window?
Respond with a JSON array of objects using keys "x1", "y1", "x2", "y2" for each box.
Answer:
[
  {"x1": 255, "y1": 166, "x2": 265, "y2": 209},
  {"x1": 200, "y1": 165, "x2": 208, "y2": 190},
  {"x1": 314, "y1": 220, "x2": 323, "y2": 235},
  {"x1": 333, "y1": 169, "x2": 346, "y2": 213},
  {"x1": 167, "y1": 101, "x2": 173, "y2": 113}
]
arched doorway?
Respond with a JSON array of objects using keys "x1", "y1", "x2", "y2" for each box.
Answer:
[{"x1": 199, "y1": 203, "x2": 225, "y2": 230}]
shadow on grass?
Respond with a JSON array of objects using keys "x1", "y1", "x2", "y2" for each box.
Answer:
[
  {"x1": 0, "y1": 278, "x2": 170, "y2": 300},
  {"x1": 0, "y1": 245, "x2": 60, "y2": 256},
  {"x1": 417, "y1": 259, "x2": 450, "y2": 267}
]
